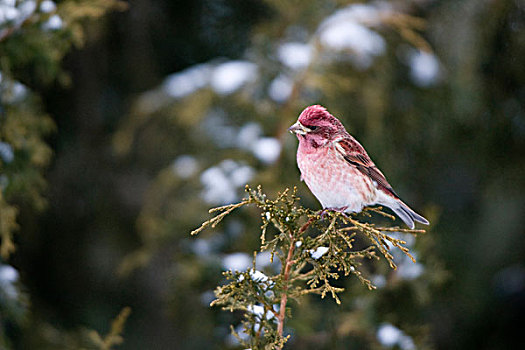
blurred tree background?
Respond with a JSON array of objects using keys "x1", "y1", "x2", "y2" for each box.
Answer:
[{"x1": 1, "y1": 0, "x2": 524, "y2": 349}]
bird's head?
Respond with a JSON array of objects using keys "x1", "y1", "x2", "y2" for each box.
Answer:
[{"x1": 288, "y1": 105, "x2": 345, "y2": 143}]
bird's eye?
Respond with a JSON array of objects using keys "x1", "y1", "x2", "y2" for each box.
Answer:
[{"x1": 309, "y1": 126, "x2": 318, "y2": 131}]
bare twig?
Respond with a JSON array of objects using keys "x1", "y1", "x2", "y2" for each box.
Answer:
[{"x1": 277, "y1": 216, "x2": 315, "y2": 338}]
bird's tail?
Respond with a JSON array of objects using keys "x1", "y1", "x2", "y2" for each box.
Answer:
[{"x1": 389, "y1": 200, "x2": 429, "y2": 229}]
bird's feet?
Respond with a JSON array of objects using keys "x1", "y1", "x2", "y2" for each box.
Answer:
[{"x1": 318, "y1": 206, "x2": 349, "y2": 219}]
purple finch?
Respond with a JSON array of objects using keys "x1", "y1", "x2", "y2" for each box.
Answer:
[{"x1": 289, "y1": 105, "x2": 429, "y2": 228}]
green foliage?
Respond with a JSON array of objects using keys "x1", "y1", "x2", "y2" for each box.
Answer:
[
  {"x1": 0, "y1": 77, "x2": 54, "y2": 258},
  {"x1": 193, "y1": 186, "x2": 424, "y2": 349},
  {"x1": 0, "y1": 0, "x2": 129, "y2": 348},
  {"x1": 25, "y1": 307, "x2": 131, "y2": 350},
  {"x1": 0, "y1": 192, "x2": 18, "y2": 258},
  {"x1": 0, "y1": 0, "x2": 124, "y2": 258},
  {"x1": 86, "y1": 307, "x2": 132, "y2": 350}
]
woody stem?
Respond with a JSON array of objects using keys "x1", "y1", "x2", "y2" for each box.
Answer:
[{"x1": 277, "y1": 216, "x2": 315, "y2": 338}]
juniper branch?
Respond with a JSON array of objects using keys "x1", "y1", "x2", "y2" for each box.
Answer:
[{"x1": 192, "y1": 185, "x2": 425, "y2": 349}]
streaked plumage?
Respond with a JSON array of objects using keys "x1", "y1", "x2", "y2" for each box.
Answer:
[{"x1": 289, "y1": 105, "x2": 429, "y2": 228}]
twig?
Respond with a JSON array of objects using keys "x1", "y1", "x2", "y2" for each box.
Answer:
[{"x1": 276, "y1": 216, "x2": 315, "y2": 338}]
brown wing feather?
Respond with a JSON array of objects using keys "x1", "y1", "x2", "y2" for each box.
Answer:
[{"x1": 334, "y1": 137, "x2": 399, "y2": 198}]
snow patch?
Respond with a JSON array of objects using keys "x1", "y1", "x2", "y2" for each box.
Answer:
[
  {"x1": 268, "y1": 74, "x2": 293, "y2": 103},
  {"x1": 236, "y1": 122, "x2": 282, "y2": 164},
  {"x1": 40, "y1": 0, "x2": 56, "y2": 13},
  {"x1": 310, "y1": 246, "x2": 329, "y2": 259},
  {"x1": 0, "y1": 264, "x2": 19, "y2": 299},
  {"x1": 317, "y1": 3, "x2": 388, "y2": 69},
  {"x1": 377, "y1": 323, "x2": 415, "y2": 350},
  {"x1": 200, "y1": 159, "x2": 254, "y2": 204},
  {"x1": 397, "y1": 261, "x2": 424, "y2": 280},
  {"x1": 17, "y1": 0, "x2": 36, "y2": 24},
  {"x1": 210, "y1": 61, "x2": 257, "y2": 95},
  {"x1": 250, "y1": 269, "x2": 269, "y2": 283},
  {"x1": 163, "y1": 64, "x2": 212, "y2": 98},
  {"x1": 222, "y1": 252, "x2": 251, "y2": 271},
  {"x1": 0, "y1": 142, "x2": 14, "y2": 163},
  {"x1": 409, "y1": 50, "x2": 441, "y2": 87},
  {"x1": 42, "y1": 14, "x2": 62, "y2": 30},
  {"x1": 247, "y1": 304, "x2": 276, "y2": 321},
  {"x1": 255, "y1": 251, "x2": 273, "y2": 269},
  {"x1": 172, "y1": 155, "x2": 198, "y2": 179},
  {"x1": 237, "y1": 122, "x2": 262, "y2": 149},
  {"x1": 371, "y1": 274, "x2": 387, "y2": 288},
  {"x1": 251, "y1": 137, "x2": 281, "y2": 164},
  {"x1": 277, "y1": 42, "x2": 312, "y2": 70},
  {"x1": 0, "y1": 2, "x2": 19, "y2": 24}
]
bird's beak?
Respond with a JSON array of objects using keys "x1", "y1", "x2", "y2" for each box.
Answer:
[{"x1": 288, "y1": 121, "x2": 310, "y2": 135}]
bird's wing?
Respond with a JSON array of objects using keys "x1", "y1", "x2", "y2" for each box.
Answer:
[{"x1": 334, "y1": 137, "x2": 399, "y2": 198}]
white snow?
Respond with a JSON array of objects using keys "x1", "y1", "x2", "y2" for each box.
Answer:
[
  {"x1": 247, "y1": 304, "x2": 265, "y2": 318},
  {"x1": 277, "y1": 42, "x2": 312, "y2": 70},
  {"x1": 11, "y1": 81, "x2": 27, "y2": 100},
  {"x1": 295, "y1": 241, "x2": 303, "y2": 248},
  {"x1": 0, "y1": 142, "x2": 14, "y2": 163},
  {"x1": 172, "y1": 155, "x2": 198, "y2": 179},
  {"x1": 2, "y1": 79, "x2": 28, "y2": 103},
  {"x1": 409, "y1": 50, "x2": 440, "y2": 87},
  {"x1": 200, "y1": 159, "x2": 254, "y2": 204},
  {"x1": 236, "y1": 122, "x2": 282, "y2": 164},
  {"x1": 237, "y1": 122, "x2": 262, "y2": 150},
  {"x1": 163, "y1": 63, "x2": 212, "y2": 98},
  {"x1": 321, "y1": 3, "x2": 384, "y2": 26},
  {"x1": 0, "y1": 2, "x2": 19, "y2": 24},
  {"x1": 317, "y1": 3, "x2": 388, "y2": 69},
  {"x1": 371, "y1": 274, "x2": 387, "y2": 288},
  {"x1": 17, "y1": 0, "x2": 36, "y2": 24},
  {"x1": 210, "y1": 61, "x2": 257, "y2": 95},
  {"x1": 268, "y1": 74, "x2": 293, "y2": 103},
  {"x1": 377, "y1": 323, "x2": 415, "y2": 350},
  {"x1": 222, "y1": 252, "x2": 251, "y2": 271},
  {"x1": 251, "y1": 137, "x2": 281, "y2": 164},
  {"x1": 0, "y1": 264, "x2": 19, "y2": 299},
  {"x1": 249, "y1": 269, "x2": 269, "y2": 283},
  {"x1": 397, "y1": 261, "x2": 424, "y2": 280},
  {"x1": 310, "y1": 246, "x2": 329, "y2": 259},
  {"x1": 201, "y1": 165, "x2": 236, "y2": 204},
  {"x1": 319, "y1": 21, "x2": 385, "y2": 69},
  {"x1": 1, "y1": 0, "x2": 17, "y2": 8},
  {"x1": 1, "y1": 0, "x2": 56, "y2": 26},
  {"x1": 39, "y1": 0, "x2": 56, "y2": 13},
  {"x1": 254, "y1": 251, "x2": 273, "y2": 268},
  {"x1": 230, "y1": 164, "x2": 255, "y2": 187},
  {"x1": 0, "y1": 264, "x2": 17, "y2": 282},
  {"x1": 162, "y1": 60, "x2": 258, "y2": 98},
  {"x1": 247, "y1": 304, "x2": 275, "y2": 320},
  {"x1": 42, "y1": 13, "x2": 62, "y2": 30}
]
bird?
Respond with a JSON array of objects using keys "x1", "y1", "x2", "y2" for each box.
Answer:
[{"x1": 288, "y1": 105, "x2": 429, "y2": 229}]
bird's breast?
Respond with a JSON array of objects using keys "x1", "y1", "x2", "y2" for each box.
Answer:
[{"x1": 296, "y1": 144, "x2": 376, "y2": 211}]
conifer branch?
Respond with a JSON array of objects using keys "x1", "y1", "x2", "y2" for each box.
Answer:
[{"x1": 192, "y1": 186, "x2": 424, "y2": 348}]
